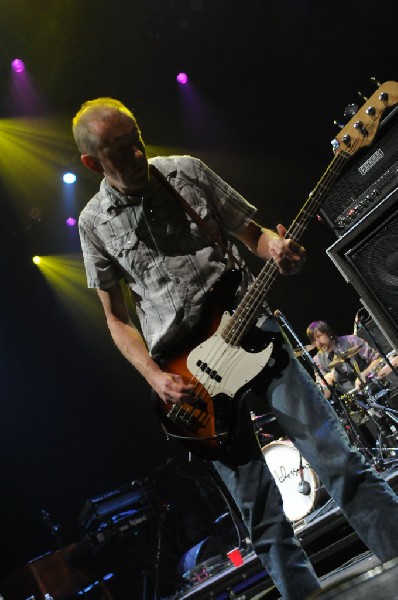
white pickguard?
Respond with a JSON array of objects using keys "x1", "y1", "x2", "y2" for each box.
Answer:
[{"x1": 187, "y1": 311, "x2": 273, "y2": 398}]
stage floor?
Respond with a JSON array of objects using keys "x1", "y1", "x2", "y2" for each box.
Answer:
[{"x1": 164, "y1": 464, "x2": 398, "y2": 600}]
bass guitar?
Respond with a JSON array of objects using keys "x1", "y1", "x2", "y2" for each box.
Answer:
[{"x1": 157, "y1": 80, "x2": 398, "y2": 459}]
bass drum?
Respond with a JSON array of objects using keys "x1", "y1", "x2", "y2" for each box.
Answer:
[{"x1": 262, "y1": 439, "x2": 323, "y2": 522}]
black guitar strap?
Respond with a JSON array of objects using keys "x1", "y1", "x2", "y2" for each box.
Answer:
[{"x1": 151, "y1": 164, "x2": 243, "y2": 269}]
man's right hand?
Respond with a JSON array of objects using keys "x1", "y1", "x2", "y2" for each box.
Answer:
[{"x1": 151, "y1": 370, "x2": 195, "y2": 405}]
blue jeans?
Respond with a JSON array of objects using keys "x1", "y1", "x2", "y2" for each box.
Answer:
[{"x1": 212, "y1": 320, "x2": 398, "y2": 599}]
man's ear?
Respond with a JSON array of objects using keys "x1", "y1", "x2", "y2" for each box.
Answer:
[{"x1": 81, "y1": 154, "x2": 103, "y2": 174}]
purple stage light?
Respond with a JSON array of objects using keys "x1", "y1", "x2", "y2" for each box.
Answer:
[
  {"x1": 66, "y1": 217, "x2": 77, "y2": 227},
  {"x1": 11, "y1": 58, "x2": 25, "y2": 73},
  {"x1": 176, "y1": 72, "x2": 188, "y2": 84}
]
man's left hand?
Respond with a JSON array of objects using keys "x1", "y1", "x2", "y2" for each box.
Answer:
[{"x1": 268, "y1": 223, "x2": 307, "y2": 275}]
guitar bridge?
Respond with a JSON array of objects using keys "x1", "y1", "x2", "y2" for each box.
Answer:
[{"x1": 167, "y1": 401, "x2": 210, "y2": 433}]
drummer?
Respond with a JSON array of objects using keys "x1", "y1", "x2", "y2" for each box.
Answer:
[{"x1": 306, "y1": 320, "x2": 381, "y2": 400}]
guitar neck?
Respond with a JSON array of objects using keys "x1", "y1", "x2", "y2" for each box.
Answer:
[{"x1": 222, "y1": 152, "x2": 350, "y2": 345}]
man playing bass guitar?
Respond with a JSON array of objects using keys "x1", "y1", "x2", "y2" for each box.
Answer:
[{"x1": 74, "y1": 95, "x2": 398, "y2": 600}]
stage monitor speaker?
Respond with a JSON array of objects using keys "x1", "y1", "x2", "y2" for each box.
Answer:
[
  {"x1": 319, "y1": 103, "x2": 398, "y2": 237},
  {"x1": 327, "y1": 186, "x2": 398, "y2": 353},
  {"x1": 313, "y1": 557, "x2": 398, "y2": 599}
]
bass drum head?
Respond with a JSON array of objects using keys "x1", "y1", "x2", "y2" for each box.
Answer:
[{"x1": 262, "y1": 439, "x2": 321, "y2": 522}]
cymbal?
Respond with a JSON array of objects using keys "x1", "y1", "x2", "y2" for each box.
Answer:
[
  {"x1": 294, "y1": 344, "x2": 315, "y2": 357},
  {"x1": 329, "y1": 344, "x2": 362, "y2": 368}
]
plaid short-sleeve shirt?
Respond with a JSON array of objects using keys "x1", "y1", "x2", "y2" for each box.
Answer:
[{"x1": 79, "y1": 155, "x2": 257, "y2": 358}]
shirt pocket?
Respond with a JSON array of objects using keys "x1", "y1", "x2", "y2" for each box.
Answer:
[{"x1": 105, "y1": 231, "x2": 139, "y2": 259}]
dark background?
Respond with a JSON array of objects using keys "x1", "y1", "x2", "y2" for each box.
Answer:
[{"x1": 0, "y1": 1, "x2": 397, "y2": 597}]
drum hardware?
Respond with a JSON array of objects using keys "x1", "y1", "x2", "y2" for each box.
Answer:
[
  {"x1": 293, "y1": 344, "x2": 315, "y2": 358},
  {"x1": 312, "y1": 358, "x2": 376, "y2": 461},
  {"x1": 348, "y1": 384, "x2": 398, "y2": 469},
  {"x1": 250, "y1": 411, "x2": 276, "y2": 427},
  {"x1": 250, "y1": 411, "x2": 277, "y2": 446},
  {"x1": 338, "y1": 388, "x2": 370, "y2": 425},
  {"x1": 319, "y1": 339, "x2": 395, "y2": 463},
  {"x1": 328, "y1": 344, "x2": 363, "y2": 368},
  {"x1": 297, "y1": 453, "x2": 311, "y2": 495}
]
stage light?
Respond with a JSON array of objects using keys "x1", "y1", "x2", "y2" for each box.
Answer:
[
  {"x1": 32, "y1": 256, "x2": 41, "y2": 265},
  {"x1": 66, "y1": 217, "x2": 77, "y2": 227},
  {"x1": 11, "y1": 59, "x2": 26, "y2": 73},
  {"x1": 63, "y1": 172, "x2": 76, "y2": 184},
  {"x1": 176, "y1": 72, "x2": 188, "y2": 85}
]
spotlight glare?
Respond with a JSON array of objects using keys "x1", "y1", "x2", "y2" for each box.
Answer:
[
  {"x1": 63, "y1": 172, "x2": 77, "y2": 184},
  {"x1": 32, "y1": 256, "x2": 41, "y2": 265},
  {"x1": 176, "y1": 72, "x2": 188, "y2": 85},
  {"x1": 66, "y1": 217, "x2": 77, "y2": 227},
  {"x1": 11, "y1": 58, "x2": 26, "y2": 73}
]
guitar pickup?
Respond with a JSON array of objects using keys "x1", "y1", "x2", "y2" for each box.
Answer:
[{"x1": 196, "y1": 360, "x2": 222, "y2": 382}]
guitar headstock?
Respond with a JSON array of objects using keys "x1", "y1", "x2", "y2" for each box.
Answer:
[{"x1": 332, "y1": 80, "x2": 398, "y2": 157}]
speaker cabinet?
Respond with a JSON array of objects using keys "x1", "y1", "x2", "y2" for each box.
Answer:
[{"x1": 327, "y1": 187, "x2": 398, "y2": 353}]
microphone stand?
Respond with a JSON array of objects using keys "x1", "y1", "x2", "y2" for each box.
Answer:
[
  {"x1": 274, "y1": 311, "x2": 374, "y2": 463},
  {"x1": 297, "y1": 454, "x2": 311, "y2": 496}
]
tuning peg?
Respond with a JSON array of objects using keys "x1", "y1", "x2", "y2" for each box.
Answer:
[
  {"x1": 357, "y1": 90, "x2": 368, "y2": 101},
  {"x1": 333, "y1": 119, "x2": 344, "y2": 129},
  {"x1": 353, "y1": 121, "x2": 367, "y2": 136},
  {"x1": 370, "y1": 76, "x2": 382, "y2": 87}
]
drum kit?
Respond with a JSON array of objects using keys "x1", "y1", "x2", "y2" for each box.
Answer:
[
  {"x1": 324, "y1": 345, "x2": 398, "y2": 462},
  {"x1": 250, "y1": 311, "x2": 398, "y2": 524}
]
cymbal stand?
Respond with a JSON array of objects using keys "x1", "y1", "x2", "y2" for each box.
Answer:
[{"x1": 274, "y1": 311, "x2": 374, "y2": 462}]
